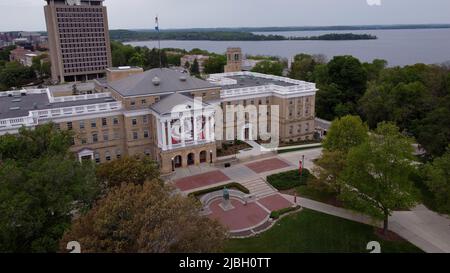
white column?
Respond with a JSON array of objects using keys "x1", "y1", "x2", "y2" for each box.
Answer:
[
  {"x1": 167, "y1": 120, "x2": 173, "y2": 150},
  {"x1": 180, "y1": 118, "x2": 186, "y2": 147},
  {"x1": 160, "y1": 120, "x2": 166, "y2": 150},
  {"x1": 193, "y1": 114, "x2": 198, "y2": 145},
  {"x1": 205, "y1": 115, "x2": 211, "y2": 142}
]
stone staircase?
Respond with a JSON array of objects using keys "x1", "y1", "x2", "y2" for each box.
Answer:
[{"x1": 240, "y1": 178, "x2": 277, "y2": 198}]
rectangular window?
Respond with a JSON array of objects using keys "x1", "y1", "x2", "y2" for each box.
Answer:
[
  {"x1": 141, "y1": 99, "x2": 147, "y2": 104},
  {"x1": 143, "y1": 116, "x2": 148, "y2": 124},
  {"x1": 94, "y1": 153, "x2": 100, "y2": 164},
  {"x1": 132, "y1": 119, "x2": 137, "y2": 126},
  {"x1": 102, "y1": 118, "x2": 107, "y2": 126},
  {"x1": 92, "y1": 133, "x2": 98, "y2": 143},
  {"x1": 130, "y1": 101, "x2": 136, "y2": 107},
  {"x1": 144, "y1": 130, "x2": 149, "y2": 138},
  {"x1": 103, "y1": 133, "x2": 109, "y2": 141},
  {"x1": 105, "y1": 151, "x2": 111, "y2": 161},
  {"x1": 67, "y1": 122, "x2": 73, "y2": 130},
  {"x1": 116, "y1": 149, "x2": 122, "y2": 159},
  {"x1": 91, "y1": 120, "x2": 96, "y2": 128},
  {"x1": 81, "y1": 138, "x2": 87, "y2": 144},
  {"x1": 79, "y1": 121, "x2": 85, "y2": 129},
  {"x1": 133, "y1": 132, "x2": 138, "y2": 140},
  {"x1": 113, "y1": 117, "x2": 119, "y2": 125}
]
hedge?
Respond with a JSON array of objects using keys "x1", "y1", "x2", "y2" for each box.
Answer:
[
  {"x1": 270, "y1": 206, "x2": 301, "y2": 219},
  {"x1": 188, "y1": 182, "x2": 250, "y2": 199},
  {"x1": 267, "y1": 169, "x2": 311, "y2": 190}
]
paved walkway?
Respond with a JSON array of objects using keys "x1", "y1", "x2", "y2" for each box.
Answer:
[
  {"x1": 282, "y1": 194, "x2": 450, "y2": 253},
  {"x1": 170, "y1": 147, "x2": 450, "y2": 253}
]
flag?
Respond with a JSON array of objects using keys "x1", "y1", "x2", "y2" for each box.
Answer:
[{"x1": 155, "y1": 16, "x2": 159, "y2": 32}]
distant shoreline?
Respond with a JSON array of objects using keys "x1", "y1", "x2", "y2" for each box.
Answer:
[
  {"x1": 110, "y1": 30, "x2": 378, "y2": 42},
  {"x1": 123, "y1": 24, "x2": 450, "y2": 33}
]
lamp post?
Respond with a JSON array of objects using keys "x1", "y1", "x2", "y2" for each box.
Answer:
[
  {"x1": 210, "y1": 150, "x2": 213, "y2": 164},
  {"x1": 299, "y1": 155, "x2": 305, "y2": 186},
  {"x1": 171, "y1": 157, "x2": 175, "y2": 172}
]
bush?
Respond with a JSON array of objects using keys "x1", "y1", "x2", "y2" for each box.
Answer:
[
  {"x1": 270, "y1": 206, "x2": 301, "y2": 219},
  {"x1": 188, "y1": 182, "x2": 250, "y2": 199},
  {"x1": 267, "y1": 169, "x2": 311, "y2": 190}
]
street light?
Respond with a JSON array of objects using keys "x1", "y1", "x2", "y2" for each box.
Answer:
[
  {"x1": 171, "y1": 157, "x2": 175, "y2": 172},
  {"x1": 210, "y1": 150, "x2": 213, "y2": 164}
]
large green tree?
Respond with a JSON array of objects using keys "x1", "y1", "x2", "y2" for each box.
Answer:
[
  {"x1": 314, "y1": 115, "x2": 369, "y2": 193},
  {"x1": 423, "y1": 147, "x2": 450, "y2": 213},
  {"x1": 203, "y1": 54, "x2": 226, "y2": 74},
  {"x1": 340, "y1": 122, "x2": 417, "y2": 234},
  {"x1": 96, "y1": 156, "x2": 160, "y2": 189},
  {"x1": 0, "y1": 61, "x2": 36, "y2": 90},
  {"x1": 0, "y1": 124, "x2": 99, "y2": 252},
  {"x1": 288, "y1": 53, "x2": 325, "y2": 82},
  {"x1": 60, "y1": 181, "x2": 227, "y2": 253},
  {"x1": 251, "y1": 60, "x2": 284, "y2": 76}
]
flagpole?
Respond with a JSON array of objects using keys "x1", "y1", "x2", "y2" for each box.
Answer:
[{"x1": 155, "y1": 15, "x2": 162, "y2": 69}]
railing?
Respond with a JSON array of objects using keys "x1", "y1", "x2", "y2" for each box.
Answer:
[
  {"x1": 50, "y1": 92, "x2": 112, "y2": 103},
  {"x1": 30, "y1": 101, "x2": 122, "y2": 120},
  {"x1": 211, "y1": 71, "x2": 317, "y2": 99},
  {"x1": 161, "y1": 139, "x2": 213, "y2": 151},
  {"x1": 0, "y1": 88, "x2": 48, "y2": 97},
  {"x1": 0, "y1": 116, "x2": 36, "y2": 129}
]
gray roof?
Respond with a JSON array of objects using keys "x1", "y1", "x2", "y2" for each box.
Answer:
[
  {"x1": 0, "y1": 93, "x2": 116, "y2": 120},
  {"x1": 150, "y1": 93, "x2": 210, "y2": 115},
  {"x1": 108, "y1": 68, "x2": 216, "y2": 97},
  {"x1": 222, "y1": 75, "x2": 297, "y2": 90}
]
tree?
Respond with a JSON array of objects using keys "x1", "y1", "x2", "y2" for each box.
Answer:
[
  {"x1": 313, "y1": 115, "x2": 368, "y2": 193},
  {"x1": 96, "y1": 156, "x2": 160, "y2": 189},
  {"x1": 0, "y1": 124, "x2": 99, "y2": 252},
  {"x1": 288, "y1": 53, "x2": 325, "y2": 82},
  {"x1": 315, "y1": 55, "x2": 368, "y2": 119},
  {"x1": 203, "y1": 55, "x2": 226, "y2": 74},
  {"x1": 423, "y1": 147, "x2": 450, "y2": 213},
  {"x1": 413, "y1": 102, "x2": 450, "y2": 157},
  {"x1": 363, "y1": 59, "x2": 388, "y2": 82},
  {"x1": 323, "y1": 115, "x2": 368, "y2": 154},
  {"x1": 251, "y1": 60, "x2": 283, "y2": 76},
  {"x1": 0, "y1": 61, "x2": 36, "y2": 90},
  {"x1": 190, "y1": 58, "x2": 200, "y2": 76},
  {"x1": 60, "y1": 182, "x2": 227, "y2": 253},
  {"x1": 340, "y1": 122, "x2": 417, "y2": 234}
]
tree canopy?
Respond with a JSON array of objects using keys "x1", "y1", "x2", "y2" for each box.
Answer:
[
  {"x1": 60, "y1": 181, "x2": 227, "y2": 253},
  {"x1": 251, "y1": 60, "x2": 284, "y2": 76},
  {"x1": 95, "y1": 156, "x2": 160, "y2": 189},
  {"x1": 340, "y1": 122, "x2": 417, "y2": 233},
  {"x1": 0, "y1": 124, "x2": 99, "y2": 252}
]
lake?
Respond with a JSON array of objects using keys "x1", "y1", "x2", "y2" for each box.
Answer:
[{"x1": 126, "y1": 28, "x2": 450, "y2": 66}]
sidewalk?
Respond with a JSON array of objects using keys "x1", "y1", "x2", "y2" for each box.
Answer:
[{"x1": 282, "y1": 194, "x2": 450, "y2": 253}]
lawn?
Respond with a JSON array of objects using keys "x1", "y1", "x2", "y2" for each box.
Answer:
[
  {"x1": 225, "y1": 209, "x2": 422, "y2": 253},
  {"x1": 296, "y1": 185, "x2": 338, "y2": 204},
  {"x1": 267, "y1": 169, "x2": 311, "y2": 190}
]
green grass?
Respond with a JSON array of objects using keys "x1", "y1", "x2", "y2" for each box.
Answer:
[
  {"x1": 267, "y1": 169, "x2": 311, "y2": 190},
  {"x1": 296, "y1": 185, "x2": 337, "y2": 203},
  {"x1": 225, "y1": 209, "x2": 423, "y2": 253}
]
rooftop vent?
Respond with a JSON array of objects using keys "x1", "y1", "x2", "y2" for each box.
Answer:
[
  {"x1": 118, "y1": 66, "x2": 131, "y2": 70},
  {"x1": 9, "y1": 107, "x2": 21, "y2": 111},
  {"x1": 12, "y1": 99, "x2": 21, "y2": 103},
  {"x1": 179, "y1": 75, "x2": 187, "y2": 82},
  {"x1": 152, "y1": 76, "x2": 161, "y2": 86}
]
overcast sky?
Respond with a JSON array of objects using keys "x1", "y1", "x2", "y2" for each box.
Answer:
[{"x1": 0, "y1": 0, "x2": 450, "y2": 31}]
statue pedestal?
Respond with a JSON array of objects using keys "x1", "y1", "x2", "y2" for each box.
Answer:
[{"x1": 219, "y1": 199, "x2": 234, "y2": 211}]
